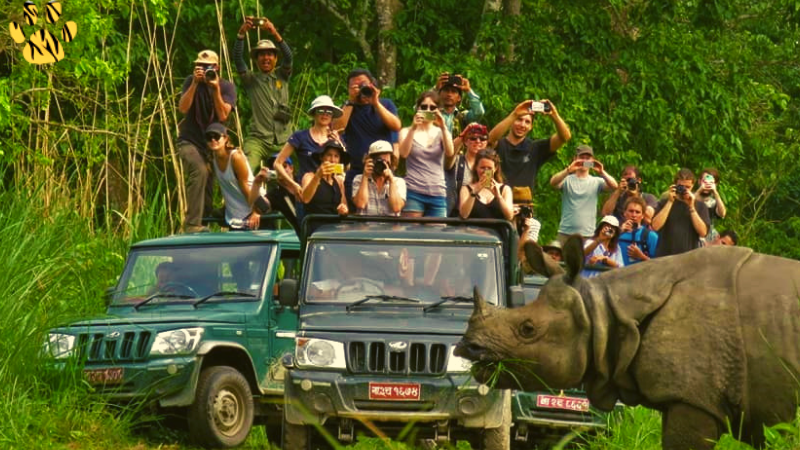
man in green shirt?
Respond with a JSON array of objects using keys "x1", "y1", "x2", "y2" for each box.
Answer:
[{"x1": 233, "y1": 17, "x2": 293, "y2": 171}]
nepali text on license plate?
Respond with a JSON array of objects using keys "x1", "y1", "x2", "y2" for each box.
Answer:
[
  {"x1": 368, "y1": 382, "x2": 421, "y2": 401},
  {"x1": 84, "y1": 367, "x2": 124, "y2": 385},
  {"x1": 536, "y1": 394, "x2": 590, "y2": 412}
]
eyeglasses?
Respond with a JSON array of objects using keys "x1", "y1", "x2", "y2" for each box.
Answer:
[
  {"x1": 316, "y1": 109, "x2": 334, "y2": 116},
  {"x1": 467, "y1": 136, "x2": 488, "y2": 142},
  {"x1": 205, "y1": 132, "x2": 224, "y2": 141},
  {"x1": 418, "y1": 105, "x2": 438, "y2": 111}
]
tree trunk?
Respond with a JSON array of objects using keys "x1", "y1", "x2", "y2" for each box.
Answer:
[
  {"x1": 496, "y1": 0, "x2": 520, "y2": 65},
  {"x1": 375, "y1": 0, "x2": 402, "y2": 88}
]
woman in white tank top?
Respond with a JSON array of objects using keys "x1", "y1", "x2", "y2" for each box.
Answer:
[{"x1": 206, "y1": 123, "x2": 266, "y2": 228}]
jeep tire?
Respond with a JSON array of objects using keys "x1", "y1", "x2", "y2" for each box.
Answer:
[{"x1": 188, "y1": 366, "x2": 254, "y2": 448}]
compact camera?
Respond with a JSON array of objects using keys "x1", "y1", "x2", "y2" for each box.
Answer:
[
  {"x1": 204, "y1": 66, "x2": 217, "y2": 81},
  {"x1": 372, "y1": 157, "x2": 388, "y2": 175},
  {"x1": 675, "y1": 185, "x2": 688, "y2": 196},
  {"x1": 626, "y1": 177, "x2": 638, "y2": 190},
  {"x1": 246, "y1": 16, "x2": 267, "y2": 27},
  {"x1": 448, "y1": 74, "x2": 462, "y2": 87},
  {"x1": 359, "y1": 82, "x2": 375, "y2": 98},
  {"x1": 529, "y1": 101, "x2": 552, "y2": 113},
  {"x1": 582, "y1": 161, "x2": 595, "y2": 169}
]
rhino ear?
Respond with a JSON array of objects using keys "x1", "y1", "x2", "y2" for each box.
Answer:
[
  {"x1": 523, "y1": 241, "x2": 564, "y2": 277},
  {"x1": 563, "y1": 234, "x2": 585, "y2": 284}
]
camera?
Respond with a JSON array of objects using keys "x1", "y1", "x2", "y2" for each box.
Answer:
[
  {"x1": 246, "y1": 16, "x2": 267, "y2": 27},
  {"x1": 204, "y1": 66, "x2": 217, "y2": 81},
  {"x1": 626, "y1": 177, "x2": 638, "y2": 190},
  {"x1": 519, "y1": 205, "x2": 533, "y2": 219},
  {"x1": 372, "y1": 157, "x2": 388, "y2": 175},
  {"x1": 359, "y1": 82, "x2": 375, "y2": 98},
  {"x1": 447, "y1": 74, "x2": 462, "y2": 87},
  {"x1": 604, "y1": 227, "x2": 616, "y2": 237},
  {"x1": 582, "y1": 161, "x2": 595, "y2": 169},
  {"x1": 529, "y1": 101, "x2": 552, "y2": 113},
  {"x1": 675, "y1": 185, "x2": 687, "y2": 196}
]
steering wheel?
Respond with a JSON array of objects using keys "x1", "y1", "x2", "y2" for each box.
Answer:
[
  {"x1": 334, "y1": 277, "x2": 385, "y2": 297},
  {"x1": 159, "y1": 281, "x2": 199, "y2": 298}
]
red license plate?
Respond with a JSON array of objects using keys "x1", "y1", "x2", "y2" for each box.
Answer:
[
  {"x1": 368, "y1": 382, "x2": 421, "y2": 401},
  {"x1": 536, "y1": 394, "x2": 590, "y2": 412},
  {"x1": 84, "y1": 367, "x2": 124, "y2": 385}
]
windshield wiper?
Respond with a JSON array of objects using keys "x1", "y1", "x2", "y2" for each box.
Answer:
[
  {"x1": 423, "y1": 295, "x2": 474, "y2": 312},
  {"x1": 346, "y1": 295, "x2": 422, "y2": 312},
  {"x1": 193, "y1": 291, "x2": 257, "y2": 308},
  {"x1": 134, "y1": 293, "x2": 194, "y2": 310}
]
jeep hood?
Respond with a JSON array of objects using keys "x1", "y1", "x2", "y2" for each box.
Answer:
[
  {"x1": 299, "y1": 309, "x2": 471, "y2": 335},
  {"x1": 62, "y1": 310, "x2": 247, "y2": 328}
]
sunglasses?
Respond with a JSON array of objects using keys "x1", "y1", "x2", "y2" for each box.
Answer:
[
  {"x1": 316, "y1": 109, "x2": 335, "y2": 116},
  {"x1": 418, "y1": 105, "x2": 438, "y2": 111},
  {"x1": 205, "y1": 132, "x2": 224, "y2": 141},
  {"x1": 467, "y1": 136, "x2": 488, "y2": 142}
]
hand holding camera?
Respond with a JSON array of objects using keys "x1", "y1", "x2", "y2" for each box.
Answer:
[
  {"x1": 626, "y1": 177, "x2": 639, "y2": 191},
  {"x1": 372, "y1": 157, "x2": 389, "y2": 178},
  {"x1": 528, "y1": 100, "x2": 552, "y2": 114}
]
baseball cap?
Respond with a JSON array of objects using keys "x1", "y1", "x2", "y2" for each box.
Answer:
[
  {"x1": 367, "y1": 140, "x2": 393, "y2": 155},
  {"x1": 194, "y1": 50, "x2": 219, "y2": 65},
  {"x1": 204, "y1": 122, "x2": 227, "y2": 136},
  {"x1": 576, "y1": 144, "x2": 594, "y2": 157}
]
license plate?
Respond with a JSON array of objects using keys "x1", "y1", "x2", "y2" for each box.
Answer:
[
  {"x1": 84, "y1": 367, "x2": 124, "y2": 385},
  {"x1": 368, "y1": 382, "x2": 421, "y2": 401},
  {"x1": 536, "y1": 394, "x2": 590, "y2": 412}
]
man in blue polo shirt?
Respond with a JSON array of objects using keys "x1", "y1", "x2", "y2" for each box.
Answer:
[{"x1": 333, "y1": 68, "x2": 402, "y2": 202}]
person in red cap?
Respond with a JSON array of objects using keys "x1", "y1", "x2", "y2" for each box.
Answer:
[
  {"x1": 233, "y1": 17, "x2": 293, "y2": 171},
  {"x1": 177, "y1": 49, "x2": 237, "y2": 233}
]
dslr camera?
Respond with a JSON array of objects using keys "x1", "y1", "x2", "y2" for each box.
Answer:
[
  {"x1": 675, "y1": 184, "x2": 688, "y2": 196},
  {"x1": 518, "y1": 205, "x2": 533, "y2": 219},
  {"x1": 204, "y1": 65, "x2": 217, "y2": 81},
  {"x1": 372, "y1": 157, "x2": 388, "y2": 175},
  {"x1": 626, "y1": 177, "x2": 638, "y2": 190},
  {"x1": 447, "y1": 74, "x2": 462, "y2": 87},
  {"x1": 359, "y1": 82, "x2": 375, "y2": 98}
]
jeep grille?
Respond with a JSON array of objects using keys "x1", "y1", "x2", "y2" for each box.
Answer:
[
  {"x1": 76, "y1": 331, "x2": 152, "y2": 362},
  {"x1": 348, "y1": 341, "x2": 448, "y2": 375}
]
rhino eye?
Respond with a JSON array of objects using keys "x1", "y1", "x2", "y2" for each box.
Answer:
[{"x1": 518, "y1": 320, "x2": 537, "y2": 339}]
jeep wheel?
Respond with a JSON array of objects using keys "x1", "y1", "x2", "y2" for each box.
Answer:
[
  {"x1": 282, "y1": 416, "x2": 310, "y2": 450},
  {"x1": 483, "y1": 393, "x2": 512, "y2": 450},
  {"x1": 188, "y1": 366, "x2": 254, "y2": 448}
]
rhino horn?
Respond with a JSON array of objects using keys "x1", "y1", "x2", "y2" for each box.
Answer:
[{"x1": 472, "y1": 285, "x2": 487, "y2": 318}]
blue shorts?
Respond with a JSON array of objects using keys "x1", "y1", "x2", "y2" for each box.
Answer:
[{"x1": 404, "y1": 190, "x2": 448, "y2": 217}]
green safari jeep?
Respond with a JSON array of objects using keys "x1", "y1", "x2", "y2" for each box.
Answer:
[
  {"x1": 44, "y1": 229, "x2": 300, "y2": 448},
  {"x1": 280, "y1": 216, "x2": 522, "y2": 450}
]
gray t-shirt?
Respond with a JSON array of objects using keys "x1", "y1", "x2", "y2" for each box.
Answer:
[
  {"x1": 404, "y1": 128, "x2": 447, "y2": 197},
  {"x1": 557, "y1": 175, "x2": 607, "y2": 236}
]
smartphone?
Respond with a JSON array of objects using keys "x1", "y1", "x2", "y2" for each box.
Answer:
[
  {"x1": 582, "y1": 161, "x2": 595, "y2": 169},
  {"x1": 331, "y1": 163, "x2": 344, "y2": 175},
  {"x1": 422, "y1": 111, "x2": 436, "y2": 121},
  {"x1": 529, "y1": 101, "x2": 552, "y2": 113},
  {"x1": 483, "y1": 169, "x2": 494, "y2": 188}
]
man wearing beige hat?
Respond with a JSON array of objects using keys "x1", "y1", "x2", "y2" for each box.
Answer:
[
  {"x1": 177, "y1": 49, "x2": 237, "y2": 233},
  {"x1": 233, "y1": 17, "x2": 293, "y2": 171}
]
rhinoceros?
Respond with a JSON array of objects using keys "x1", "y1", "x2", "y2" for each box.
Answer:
[{"x1": 455, "y1": 235, "x2": 800, "y2": 449}]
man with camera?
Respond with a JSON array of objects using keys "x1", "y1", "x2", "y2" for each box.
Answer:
[
  {"x1": 651, "y1": 168, "x2": 710, "y2": 257},
  {"x1": 549, "y1": 145, "x2": 618, "y2": 244},
  {"x1": 487, "y1": 99, "x2": 572, "y2": 199},
  {"x1": 176, "y1": 49, "x2": 237, "y2": 233},
  {"x1": 352, "y1": 140, "x2": 406, "y2": 216},
  {"x1": 617, "y1": 196, "x2": 659, "y2": 265},
  {"x1": 601, "y1": 165, "x2": 658, "y2": 224},
  {"x1": 333, "y1": 69, "x2": 402, "y2": 201},
  {"x1": 435, "y1": 72, "x2": 485, "y2": 136},
  {"x1": 233, "y1": 17, "x2": 293, "y2": 172}
]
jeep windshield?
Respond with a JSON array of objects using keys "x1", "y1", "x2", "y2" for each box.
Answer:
[
  {"x1": 303, "y1": 241, "x2": 500, "y2": 306},
  {"x1": 111, "y1": 244, "x2": 272, "y2": 306}
]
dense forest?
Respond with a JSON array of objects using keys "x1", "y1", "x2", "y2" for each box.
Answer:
[{"x1": 2, "y1": 0, "x2": 800, "y2": 256}]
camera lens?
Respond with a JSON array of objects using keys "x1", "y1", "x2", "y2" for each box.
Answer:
[
  {"x1": 205, "y1": 68, "x2": 217, "y2": 81},
  {"x1": 359, "y1": 83, "x2": 374, "y2": 97},
  {"x1": 627, "y1": 178, "x2": 638, "y2": 190}
]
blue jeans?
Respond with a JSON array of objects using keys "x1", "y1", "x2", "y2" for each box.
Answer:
[{"x1": 404, "y1": 190, "x2": 448, "y2": 217}]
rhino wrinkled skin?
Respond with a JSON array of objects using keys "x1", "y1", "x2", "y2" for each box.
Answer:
[{"x1": 455, "y1": 235, "x2": 800, "y2": 449}]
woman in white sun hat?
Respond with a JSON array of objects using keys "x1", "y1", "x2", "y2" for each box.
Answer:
[{"x1": 582, "y1": 215, "x2": 624, "y2": 277}]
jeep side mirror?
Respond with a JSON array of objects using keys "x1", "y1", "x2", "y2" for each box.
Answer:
[
  {"x1": 104, "y1": 286, "x2": 115, "y2": 307},
  {"x1": 509, "y1": 285, "x2": 525, "y2": 308},
  {"x1": 278, "y1": 279, "x2": 299, "y2": 307}
]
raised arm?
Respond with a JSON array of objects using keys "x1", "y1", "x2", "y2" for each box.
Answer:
[
  {"x1": 487, "y1": 100, "x2": 533, "y2": 147},
  {"x1": 540, "y1": 100, "x2": 572, "y2": 153}
]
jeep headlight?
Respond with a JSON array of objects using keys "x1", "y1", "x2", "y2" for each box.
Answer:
[
  {"x1": 447, "y1": 346, "x2": 473, "y2": 373},
  {"x1": 295, "y1": 338, "x2": 346, "y2": 369},
  {"x1": 45, "y1": 333, "x2": 76, "y2": 359},
  {"x1": 150, "y1": 328, "x2": 204, "y2": 356}
]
